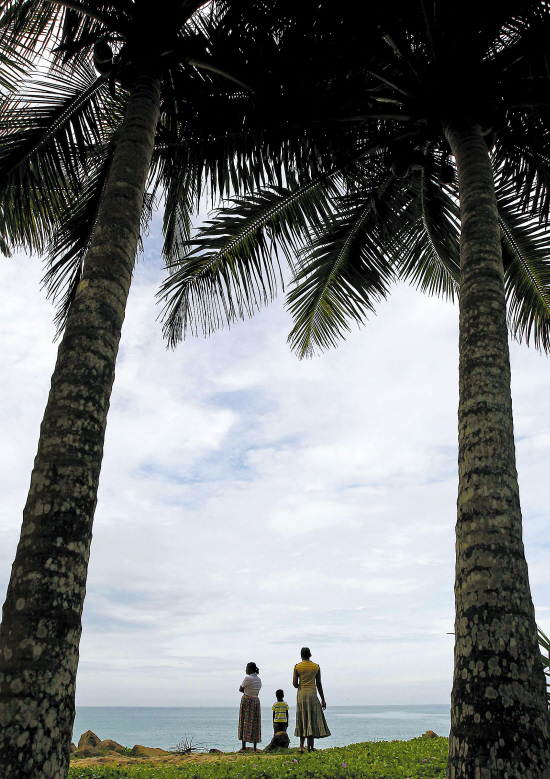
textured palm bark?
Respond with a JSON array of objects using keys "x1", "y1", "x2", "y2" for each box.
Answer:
[
  {"x1": 0, "y1": 73, "x2": 161, "y2": 779},
  {"x1": 444, "y1": 121, "x2": 550, "y2": 779}
]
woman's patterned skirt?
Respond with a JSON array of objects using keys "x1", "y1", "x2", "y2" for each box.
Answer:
[
  {"x1": 239, "y1": 695, "x2": 262, "y2": 743},
  {"x1": 294, "y1": 689, "x2": 331, "y2": 738}
]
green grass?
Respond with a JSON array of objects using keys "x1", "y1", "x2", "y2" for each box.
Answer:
[{"x1": 69, "y1": 737, "x2": 448, "y2": 779}]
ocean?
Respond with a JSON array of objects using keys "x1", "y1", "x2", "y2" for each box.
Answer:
[{"x1": 73, "y1": 705, "x2": 450, "y2": 752}]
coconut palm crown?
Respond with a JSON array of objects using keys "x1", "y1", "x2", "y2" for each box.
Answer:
[{"x1": 160, "y1": 2, "x2": 550, "y2": 777}]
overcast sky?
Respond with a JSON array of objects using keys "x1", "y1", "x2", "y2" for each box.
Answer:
[{"x1": 0, "y1": 212, "x2": 549, "y2": 708}]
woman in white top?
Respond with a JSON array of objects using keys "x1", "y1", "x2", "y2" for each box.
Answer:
[{"x1": 238, "y1": 662, "x2": 262, "y2": 751}]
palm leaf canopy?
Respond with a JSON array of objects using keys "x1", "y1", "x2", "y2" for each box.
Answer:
[
  {"x1": 159, "y1": 0, "x2": 550, "y2": 356},
  {"x1": 0, "y1": 0, "x2": 343, "y2": 329}
]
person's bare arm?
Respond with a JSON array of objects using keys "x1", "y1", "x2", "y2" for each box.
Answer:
[
  {"x1": 239, "y1": 685, "x2": 245, "y2": 693},
  {"x1": 293, "y1": 665, "x2": 299, "y2": 689},
  {"x1": 316, "y1": 669, "x2": 326, "y2": 709}
]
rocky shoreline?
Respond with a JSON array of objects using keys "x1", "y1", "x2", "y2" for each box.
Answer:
[
  {"x1": 71, "y1": 729, "x2": 440, "y2": 766},
  {"x1": 71, "y1": 730, "x2": 174, "y2": 760},
  {"x1": 71, "y1": 729, "x2": 299, "y2": 763}
]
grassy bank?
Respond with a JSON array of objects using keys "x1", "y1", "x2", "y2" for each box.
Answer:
[{"x1": 69, "y1": 737, "x2": 448, "y2": 779}]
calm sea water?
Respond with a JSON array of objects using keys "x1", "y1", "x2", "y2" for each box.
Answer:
[{"x1": 73, "y1": 705, "x2": 450, "y2": 752}]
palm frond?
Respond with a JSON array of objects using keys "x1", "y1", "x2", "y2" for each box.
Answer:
[
  {"x1": 41, "y1": 136, "x2": 115, "y2": 333},
  {"x1": 0, "y1": 34, "x2": 31, "y2": 91},
  {"x1": 0, "y1": 0, "x2": 122, "y2": 66},
  {"x1": 494, "y1": 111, "x2": 550, "y2": 220},
  {"x1": 42, "y1": 129, "x2": 156, "y2": 335},
  {"x1": 159, "y1": 176, "x2": 339, "y2": 346},
  {"x1": 394, "y1": 164, "x2": 461, "y2": 300},
  {"x1": 0, "y1": 59, "x2": 111, "y2": 251},
  {"x1": 154, "y1": 87, "x2": 335, "y2": 203},
  {"x1": 50, "y1": 1, "x2": 133, "y2": 72},
  {"x1": 0, "y1": 0, "x2": 65, "y2": 60},
  {"x1": 496, "y1": 176, "x2": 550, "y2": 352},
  {"x1": 286, "y1": 170, "x2": 398, "y2": 357},
  {"x1": 154, "y1": 153, "x2": 199, "y2": 266}
]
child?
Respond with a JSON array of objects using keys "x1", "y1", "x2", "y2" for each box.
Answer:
[{"x1": 272, "y1": 689, "x2": 289, "y2": 733}]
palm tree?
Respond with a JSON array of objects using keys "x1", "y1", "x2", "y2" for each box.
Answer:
[
  {"x1": 0, "y1": 2, "x2": 308, "y2": 776},
  {"x1": 160, "y1": 3, "x2": 550, "y2": 776}
]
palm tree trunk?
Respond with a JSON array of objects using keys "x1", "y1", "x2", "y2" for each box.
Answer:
[
  {"x1": 0, "y1": 72, "x2": 161, "y2": 779},
  {"x1": 444, "y1": 120, "x2": 550, "y2": 778}
]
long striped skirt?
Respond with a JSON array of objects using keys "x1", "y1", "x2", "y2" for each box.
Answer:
[
  {"x1": 239, "y1": 695, "x2": 262, "y2": 743},
  {"x1": 294, "y1": 689, "x2": 331, "y2": 738}
]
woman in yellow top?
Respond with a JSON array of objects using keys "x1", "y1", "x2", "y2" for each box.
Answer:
[{"x1": 293, "y1": 647, "x2": 330, "y2": 752}]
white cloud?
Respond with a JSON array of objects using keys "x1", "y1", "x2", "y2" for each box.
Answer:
[{"x1": 267, "y1": 499, "x2": 361, "y2": 536}]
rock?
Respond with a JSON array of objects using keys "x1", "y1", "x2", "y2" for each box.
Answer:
[
  {"x1": 100, "y1": 739, "x2": 125, "y2": 753},
  {"x1": 209, "y1": 748, "x2": 223, "y2": 753},
  {"x1": 78, "y1": 730, "x2": 102, "y2": 750},
  {"x1": 72, "y1": 735, "x2": 126, "y2": 759},
  {"x1": 264, "y1": 731, "x2": 290, "y2": 751},
  {"x1": 422, "y1": 730, "x2": 439, "y2": 739},
  {"x1": 132, "y1": 745, "x2": 171, "y2": 757},
  {"x1": 72, "y1": 748, "x2": 97, "y2": 759}
]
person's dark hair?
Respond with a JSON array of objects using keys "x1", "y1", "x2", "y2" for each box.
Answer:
[
  {"x1": 300, "y1": 647, "x2": 311, "y2": 660},
  {"x1": 246, "y1": 662, "x2": 259, "y2": 674},
  {"x1": 276, "y1": 689, "x2": 284, "y2": 699}
]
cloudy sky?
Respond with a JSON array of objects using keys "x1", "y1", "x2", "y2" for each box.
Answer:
[{"x1": 0, "y1": 212, "x2": 549, "y2": 708}]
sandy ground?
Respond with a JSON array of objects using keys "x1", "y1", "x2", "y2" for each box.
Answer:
[{"x1": 71, "y1": 749, "x2": 294, "y2": 769}]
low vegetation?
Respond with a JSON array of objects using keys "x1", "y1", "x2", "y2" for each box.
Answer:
[{"x1": 69, "y1": 737, "x2": 448, "y2": 779}]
